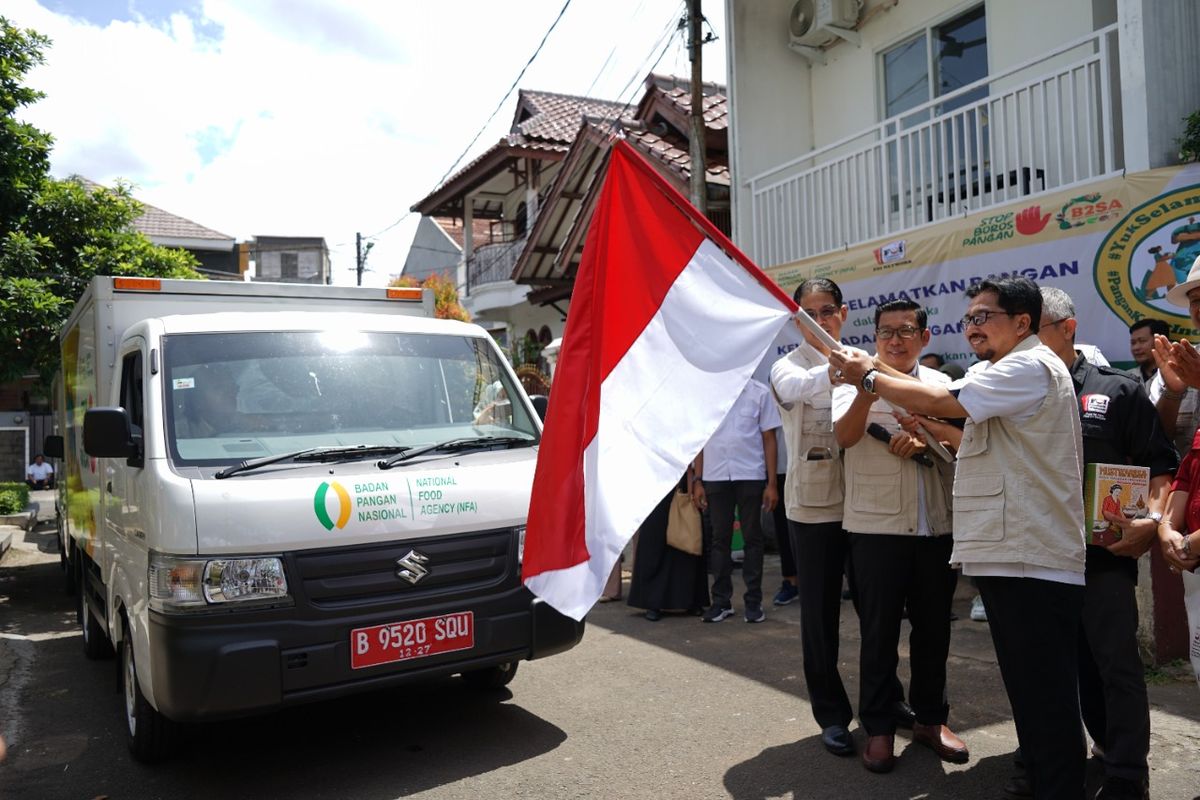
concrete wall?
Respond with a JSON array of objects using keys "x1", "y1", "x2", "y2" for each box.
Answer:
[{"x1": 402, "y1": 217, "x2": 460, "y2": 283}]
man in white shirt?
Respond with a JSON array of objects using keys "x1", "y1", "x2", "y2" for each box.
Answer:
[
  {"x1": 830, "y1": 276, "x2": 1088, "y2": 800},
  {"x1": 26, "y1": 454, "x2": 54, "y2": 490},
  {"x1": 832, "y1": 299, "x2": 964, "y2": 774},
  {"x1": 692, "y1": 379, "x2": 781, "y2": 623}
]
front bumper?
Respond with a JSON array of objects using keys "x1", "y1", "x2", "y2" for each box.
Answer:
[{"x1": 147, "y1": 528, "x2": 584, "y2": 722}]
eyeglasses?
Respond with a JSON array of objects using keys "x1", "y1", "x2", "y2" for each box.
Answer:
[
  {"x1": 876, "y1": 325, "x2": 922, "y2": 340},
  {"x1": 961, "y1": 309, "x2": 1015, "y2": 328},
  {"x1": 1042, "y1": 317, "x2": 1072, "y2": 328},
  {"x1": 803, "y1": 304, "x2": 840, "y2": 321}
]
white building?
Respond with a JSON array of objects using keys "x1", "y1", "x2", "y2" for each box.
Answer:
[{"x1": 726, "y1": 0, "x2": 1198, "y2": 266}]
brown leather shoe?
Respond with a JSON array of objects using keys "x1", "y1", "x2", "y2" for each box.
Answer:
[
  {"x1": 861, "y1": 734, "x2": 895, "y2": 773},
  {"x1": 912, "y1": 722, "x2": 970, "y2": 764}
]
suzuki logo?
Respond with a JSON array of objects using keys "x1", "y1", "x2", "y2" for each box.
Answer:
[{"x1": 395, "y1": 550, "x2": 430, "y2": 585}]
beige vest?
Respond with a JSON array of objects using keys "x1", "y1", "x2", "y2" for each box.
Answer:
[
  {"x1": 841, "y1": 365, "x2": 954, "y2": 536},
  {"x1": 951, "y1": 336, "x2": 1086, "y2": 573},
  {"x1": 771, "y1": 344, "x2": 844, "y2": 524}
]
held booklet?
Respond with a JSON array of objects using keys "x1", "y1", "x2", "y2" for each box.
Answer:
[{"x1": 1084, "y1": 463, "x2": 1150, "y2": 546}]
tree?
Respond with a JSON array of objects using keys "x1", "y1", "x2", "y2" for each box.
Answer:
[
  {"x1": 0, "y1": 18, "x2": 203, "y2": 386},
  {"x1": 390, "y1": 271, "x2": 471, "y2": 322}
]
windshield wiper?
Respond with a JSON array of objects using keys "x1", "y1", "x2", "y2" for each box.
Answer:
[
  {"x1": 215, "y1": 445, "x2": 413, "y2": 479},
  {"x1": 377, "y1": 436, "x2": 533, "y2": 470}
]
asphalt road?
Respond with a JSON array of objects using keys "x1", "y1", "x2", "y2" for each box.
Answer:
[{"x1": 2, "y1": 512, "x2": 1198, "y2": 800}]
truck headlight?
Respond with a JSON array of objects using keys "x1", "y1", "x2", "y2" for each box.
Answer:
[{"x1": 149, "y1": 553, "x2": 290, "y2": 612}]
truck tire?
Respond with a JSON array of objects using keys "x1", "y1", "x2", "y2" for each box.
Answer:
[
  {"x1": 79, "y1": 570, "x2": 112, "y2": 660},
  {"x1": 122, "y1": 625, "x2": 176, "y2": 762},
  {"x1": 461, "y1": 661, "x2": 518, "y2": 690}
]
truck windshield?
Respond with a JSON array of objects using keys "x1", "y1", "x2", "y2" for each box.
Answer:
[{"x1": 162, "y1": 330, "x2": 539, "y2": 467}]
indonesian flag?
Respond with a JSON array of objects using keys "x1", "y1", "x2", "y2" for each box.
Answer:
[{"x1": 521, "y1": 141, "x2": 797, "y2": 621}]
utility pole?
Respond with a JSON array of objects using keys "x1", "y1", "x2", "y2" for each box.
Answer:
[
  {"x1": 687, "y1": 0, "x2": 708, "y2": 216},
  {"x1": 355, "y1": 232, "x2": 364, "y2": 286}
]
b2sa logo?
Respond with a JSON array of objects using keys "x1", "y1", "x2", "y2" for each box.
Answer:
[{"x1": 1071, "y1": 200, "x2": 1123, "y2": 218}]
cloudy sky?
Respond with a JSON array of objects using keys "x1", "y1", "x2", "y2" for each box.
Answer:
[{"x1": 7, "y1": 0, "x2": 728, "y2": 286}]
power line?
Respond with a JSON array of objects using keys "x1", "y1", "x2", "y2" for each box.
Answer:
[{"x1": 364, "y1": 0, "x2": 576, "y2": 241}]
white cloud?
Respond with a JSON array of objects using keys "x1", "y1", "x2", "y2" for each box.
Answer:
[{"x1": 9, "y1": 0, "x2": 726, "y2": 286}]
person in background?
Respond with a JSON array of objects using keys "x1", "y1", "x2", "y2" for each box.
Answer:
[
  {"x1": 1037, "y1": 286, "x2": 1176, "y2": 800},
  {"x1": 25, "y1": 454, "x2": 53, "y2": 490},
  {"x1": 1127, "y1": 318, "x2": 1169, "y2": 391},
  {"x1": 1151, "y1": 257, "x2": 1200, "y2": 455},
  {"x1": 627, "y1": 469, "x2": 710, "y2": 621},
  {"x1": 830, "y1": 276, "x2": 1089, "y2": 799},
  {"x1": 770, "y1": 431, "x2": 799, "y2": 607},
  {"x1": 832, "y1": 299, "x2": 964, "y2": 774},
  {"x1": 919, "y1": 352, "x2": 944, "y2": 370},
  {"x1": 692, "y1": 379, "x2": 780, "y2": 624}
]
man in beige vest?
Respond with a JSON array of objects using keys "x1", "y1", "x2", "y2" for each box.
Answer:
[
  {"x1": 832, "y1": 298, "x2": 964, "y2": 774},
  {"x1": 829, "y1": 276, "x2": 1087, "y2": 800}
]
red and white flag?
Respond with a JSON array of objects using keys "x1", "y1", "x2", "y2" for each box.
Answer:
[{"x1": 521, "y1": 141, "x2": 797, "y2": 620}]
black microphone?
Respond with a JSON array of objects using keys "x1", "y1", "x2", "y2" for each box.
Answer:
[{"x1": 866, "y1": 423, "x2": 933, "y2": 467}]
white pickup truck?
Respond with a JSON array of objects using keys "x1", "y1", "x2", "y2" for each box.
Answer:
[{"x1": 45, "y1": 276, "x2": 583, "y2": 761}]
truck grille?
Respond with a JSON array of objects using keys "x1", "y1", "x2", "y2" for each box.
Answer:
[{"x1": 291, "y1": 529, "x2": 516, "y2": 609}]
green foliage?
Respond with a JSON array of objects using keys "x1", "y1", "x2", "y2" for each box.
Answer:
[
  {"x1": 0, "y1": 18, "x2": 204, "y2": 387},
  {"x1": 0, "y1": 19, "x2": 52, "y2": 233},
  {"x1": 1179, "y1": 110, "x2": 1200, "y2": 163},
  {"x1": 0, "y1": 481, "x2": 30, "y2": 514}
]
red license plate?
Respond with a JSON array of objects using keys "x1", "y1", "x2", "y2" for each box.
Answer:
[{"x1": 350, "y1": 611, "x2": 474, "y2": 670}]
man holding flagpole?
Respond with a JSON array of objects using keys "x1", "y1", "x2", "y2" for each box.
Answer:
[{"x1": 828, "y1": 276, "x2": 1088, "y2": 799}]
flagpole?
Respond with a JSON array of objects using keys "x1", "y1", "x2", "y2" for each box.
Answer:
[{"x1": 793, "y1": 309, "x2": 954, "y2": 463}]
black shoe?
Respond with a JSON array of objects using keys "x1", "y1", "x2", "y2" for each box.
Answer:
[
  {"x1": 644, "y1": 609, "x2": 661, "y2": 622},
  {"x1": 1095, "y1": 776, "x2": 1149, "y2": 800},
  {"x1": 889, "y1": 700, "x2": 916, "y2": 730},
  {"x1": 821, "y1": 725, "x2": 855, "y2": 756},
  {"x1": 1003, "y1": 773, "x2": 1032, "y2": 799}
]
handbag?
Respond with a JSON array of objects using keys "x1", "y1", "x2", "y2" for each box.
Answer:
[{"x1": 666, "y1": 487, "x2": 702, "y2": 556}]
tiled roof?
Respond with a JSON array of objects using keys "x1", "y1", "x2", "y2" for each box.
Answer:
[
  {"x1": 74, "y1": 177, "x2": 233, "y2": 241},
  {"x1": 641, "y1": 73, "x2": 728, "y2": 131},
  {"x1": 626, "y1": 129, "x2": 730, "y2": 186},
  {"x1": 512, "y1": 90, "x2": 628, "y2": 147}
]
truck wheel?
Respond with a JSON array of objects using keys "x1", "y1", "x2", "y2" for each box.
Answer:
[
  {"x1": 461, "y1": 661, "x2": 518, "y2": 690},
  {"x1": 122, "y1": 625, "x2": 176, "y2": 762},
  {"x1": 80, "y1": 572, "x2": 112, "y2": 660}
]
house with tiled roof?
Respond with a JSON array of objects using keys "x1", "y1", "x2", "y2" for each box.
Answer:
[
  {"x1": 409, "y1": 77, "x2": 728, "y2": 377},
  {"x1": 76, "y1": 178, "x2": 240, "y2": 280},
  {"x1": 512, "y1": 74, "x2": 731, "y2": 305},
  {"x1": 410, "y1": 88, "x2": 631, "y2": 367}
]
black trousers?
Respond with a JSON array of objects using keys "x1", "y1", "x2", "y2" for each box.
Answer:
[
  {"x1": 1079, "y1": 567, "x2": 1150, "y2": 784},
  {"x1": 976, "y1": 575, "x2": 1086, "y2": 800},
  {"x1": 790, "y1": 519, "x2": 853, "y2": 729},
  {"x1": 772, "y1": 473, "x2": 795, "y2": 578},
  {"x1": 706, "y1": 480, "x2": 765, "y2": 607},
  {"x1": 850, "y1": 533, "x2": 957, "y2": 735}
]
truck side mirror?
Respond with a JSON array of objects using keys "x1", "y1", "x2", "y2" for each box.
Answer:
[
  {"x1": 44, "y1": 435, "x2": 64, "y2": 459},
  {"x1": 529, "y1": 394, "x2": 548, "y2": 422},
  {"x1": 84, "y1": 407, "x2": 139, "y2": 460}
]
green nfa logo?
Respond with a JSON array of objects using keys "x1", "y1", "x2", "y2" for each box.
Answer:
[{"x1": 313, "y1": 481, "x2": 352, "y2": 531}]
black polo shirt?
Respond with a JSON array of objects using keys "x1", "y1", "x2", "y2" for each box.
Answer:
[{"x1": 1071, "y1": 353, "x2": 1179, "y2": 579}]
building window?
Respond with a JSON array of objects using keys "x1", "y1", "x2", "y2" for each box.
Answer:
[
  {"x1": 881, "y1": 5, "x2": 988, "y2": 123},
  {"x1": 280, "y1": 252, "x2": 299, "y2": 279}
]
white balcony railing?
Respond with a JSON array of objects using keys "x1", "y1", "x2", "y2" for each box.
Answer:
[{"x1": 748, "y1": 23, "x2": 1122, "y2": 268}]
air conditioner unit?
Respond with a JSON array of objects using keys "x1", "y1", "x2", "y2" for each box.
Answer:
[{"x1": 788, "y1": 0, "x2": 863, "y2": 64}]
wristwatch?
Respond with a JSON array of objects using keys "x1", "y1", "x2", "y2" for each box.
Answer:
[
  {"x1": 861, "y1": 368, "x2": 879, "y2": 394},
  {"x1": 1148, "y1": 511, "x2": 1163, "y2": 524}
]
